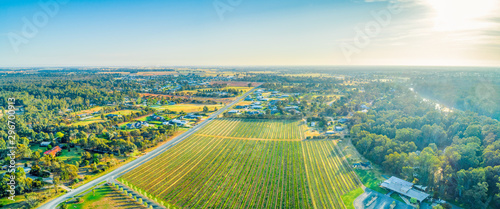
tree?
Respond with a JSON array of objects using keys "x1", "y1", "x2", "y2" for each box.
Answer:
[
  {"x1": 58, "y1": 202, "x2": 69, "y2": 209},
  {"x1": 32, "y1": 151, "x2": 41, "y2": 162},
  {"x1": 55, "y1": 132, "x2": 65, "y2": 139},
  {"x1": 53, "y1": 176, "x2": 60, "y2": 194},
  {"x1": 203, "y1": 106, "x2": 209, "y2": 113},
  {"x1": 25, "y1": 193, "x2": 40, "y2": 208}
]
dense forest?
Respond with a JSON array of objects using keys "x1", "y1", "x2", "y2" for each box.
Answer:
[{"x1": 350, "y1": 82, "x2": 500, "y2": 208}]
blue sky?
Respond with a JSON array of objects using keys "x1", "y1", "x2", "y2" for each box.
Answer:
[{"x1": 1, "y1": 0, "x2": 499, "y2": 67}]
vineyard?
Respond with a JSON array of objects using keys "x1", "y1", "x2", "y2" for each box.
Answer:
[
  {"x1": 195, "y1": 118, "x2": 306, "y2": 140},
  {"x1": 119, "y1": 119, "x2": 360, "y2": 209}
]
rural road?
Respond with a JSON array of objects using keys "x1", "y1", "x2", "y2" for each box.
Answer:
[{"x1": 38, "y1": 86, "x2": 259, "y2": 209}]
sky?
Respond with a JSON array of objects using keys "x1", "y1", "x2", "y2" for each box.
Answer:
[{"x1": 0, "y1": 0, "x2": 499, "y2": 67}]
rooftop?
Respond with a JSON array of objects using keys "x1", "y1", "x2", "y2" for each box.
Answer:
[{"x1": 380, "y1": 176, "x2": 430, "y2": 202}]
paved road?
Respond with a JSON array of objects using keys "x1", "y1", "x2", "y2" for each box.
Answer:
[{"x1": 38, "y1": 86, "x2": 259, "y2": 209}]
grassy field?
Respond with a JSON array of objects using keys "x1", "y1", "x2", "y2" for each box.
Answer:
[
  {"x1": 72, "y1": 106, "x2": 103, "y2": 116},
  {"x1": 153, "y1": 104, "x2": 221, "y2": 113},
  {"x1": 64, "y1": 185, "x2": 145, "y2": 209},
  {"x1": 195, "y1": 118, "x2": 306, "y2": 140},
  {"x1": 119, "y1": 119, "x2": 360, "y2": 209},
  {"x1": 71, "y1": 117, "x2": 106, "y2": 126},
  {"x1": 106, "y1": 110, "x2": 141, "y2": 116},
  {"x1": 341, "y1": 187, "x2": 364, "y2": 209},
  {"x1": 71, "y1": 110, "x2": 141, "y2": 126}
]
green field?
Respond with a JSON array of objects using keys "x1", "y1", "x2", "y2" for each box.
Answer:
[
  {"x1": 119, "y1": 119, "x2": 360, "y2": 209},
  {"x1": 64, "y1": 184, "x2": 145, "y2": 209},
  {"x1": 195, "y1": 118, "x2": 306, "y2": 140}
]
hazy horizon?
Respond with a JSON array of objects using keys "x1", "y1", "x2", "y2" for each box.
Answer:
[{"x1": 1, "y1": 0, "x2": 499, "y2": 67}]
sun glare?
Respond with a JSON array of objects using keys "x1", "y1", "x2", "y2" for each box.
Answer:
[{"x1": 424, "y1": 0, "x2": 498, "y2": 31}]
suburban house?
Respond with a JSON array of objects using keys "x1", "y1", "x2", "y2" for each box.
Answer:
[
  {"x1": 335, "y1": 126, "x2": 345, "y2": 131},
  {"x1": 251, "y1": 105, "x2": 263, "y2": 109},
  {"x1": 169, "y1": 119, "x2": 189, "y2": 127},
  {"x1": 244, "y1": 96, "x2": 253, "y2": 101},
  {"x1": 338, "y1": 118, "x2": 349, "y2": 123},
  {"x1": 40, "y1": 142, "x2": 51, "y2": 147},
  {"x1": 380, "y1": 176, "x2": 430, "y2": 203},
  {"x1": 184, "y1": 114, "x2": 202, "y2": 120},
  {"x1": 151, "y1": 114, "x2": 165, "y2": 121},
  {"x1": 44, "y1": 146, "x2": 62, "y2": 157},
  {"x1": 311, "y1": 122, "x2": 316, "y2": 127},
  {"x1": 247, "y1": 111, "x2": 263, "y2": 115},
  {"x1": 126, "y1": 121, "x2": 150, "y2": 129},
  {"x1": 228, "y1": 110, "x2": 240, "y2": 115},
  {"x1": 106, "y1": 114, "x2": 122, "y2": 118},
  {"x1": 235, "y1": 105, "x2": 248, "y2": 109},
  {"x1": 269, "y1": 100, "x2": 279, "y2": 106}
]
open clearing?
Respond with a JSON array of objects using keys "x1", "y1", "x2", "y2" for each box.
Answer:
[{"x1": 119, "y1": 119, "x2": 360, "y2": 209}]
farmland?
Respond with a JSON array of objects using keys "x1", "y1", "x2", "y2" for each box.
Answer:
[
  {"x1": 119, "y1": 119, "x2": 360, "y2": 209},
  {"x1": 195, "y1": 118, "x2": 306, "y2": 140}
]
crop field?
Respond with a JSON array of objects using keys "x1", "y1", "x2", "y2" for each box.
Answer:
[
  {"x1": 302, "y1": 141, "x2": 360, "y2": 209},
  {"x1": 195, "y1": 118, "x2": 305, "y2": 140},
  {"x1": 119, "y1": 119, "x2": 359, "y2": 209}
]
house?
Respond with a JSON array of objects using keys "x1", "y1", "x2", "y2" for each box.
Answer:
[
  {"x1": 168, "y1": 102, "x2": 176, "y2": 105},
  {"x1": 106, "y1": 114, "x2": 122, "y2": 118},
  {"x1": 79, "y1": 116, "x2": 94, "y2": 121},
  {"x1": 77, "y1": 113, "x2": 88, "y2": 117},
  {"x1": 326, "y1": 131, "x2": 336, "y2": 135},
  {"x1": 352, "y1": 163, "x2": 362, "y2": 168},
  {"x1": 44, "y1": 146, "x2": 62, "y2": 157},
  {"x1": 269, "y1": 100, "x2": 279, "y2": 106},
  {"x1": 247, "y1": 111, "x2": 263, "y2": 115},
  {"x1": 169, "y1": 119, "x2": 189, "y2": 127},
  {"x1": 184, "y1": 114, "x2": 202, "y2": 119},
  {"x1": 251, "y1": 105, "x2": 263, "y2": 109},
  {"x1": 228, "y1": 110, "x2": 240, "y2": 115},
  {"x1": 40, "y1": 142, "x2": 51, "y2": 147},
  {"x1": 270, "y1": 109, "x2": 280, "y2": 115},
  {"x1": 335, "y1": 126, "x2": 344, "y2": 131},
  {"x1": 252, "y1": 102, "x2": 262, "y2": 105},
  {"x1": 126, "y1": 121, "x2": 150, "y2": 129},
  {"x1": 244, "y1": 97, "x2": 254, "y2": 101},
  {"x1": 151, "y1": 114, "x2": 165, "y2": 121},
  {"x1": 360, "y1": 162, "x2": 371, "y2": 168},
  {"x1": 311, "y1": 122, "x2": 316, "y2": 127},
  {"x1": 235, "y1": 105, "x2": 248, "y2": 109},
  {"x1": 285, "y1": 106, "x2": 299, "y2": 110},
  {"x1": 281, "y1": 94, "x2": 290, "y2": 98},
  {"x1": 380, "y1": 176, "x2": 430, "y2": 203},
  {"x1": 338, "y1": 118, "x2": 349, "y2": 123}
]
